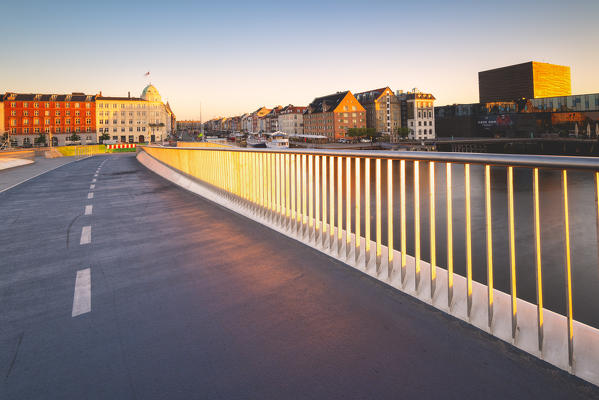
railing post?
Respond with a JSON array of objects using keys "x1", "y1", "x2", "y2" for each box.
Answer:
[
  {"x1": 337, "y1": 156, "x2": 343, "y2": 257},
  {"x1": 414, "y1": 161, "x2": 421, "y2": 292},
  {"x1": 365, "y1": 158, "x2": 371, "y2": 269},
  {"x1": 315, "y1": 155, "x2": 320, "y2": 244},
  {"x1": 375, "y1": 158, "x2": 382, "y2": 274},
  {"x1": 429, "y1": 161, "x2": 436, "y2": 300},
  {"x1": 400, "y1": 160, "x2": 406, "y2": 284},
  {"x1": 355, "y1": 157, "x2": 361, "y2": 265},
  {"x1": 533, "y1": 167, "x2": 544, "y2": 353},
  {"x1": 446, "y1": 162, "x2": 454, "y2": 309},
  {"x1": 346, "y1": 157, "x2": 352, "y2": 260},
  {"x1": 465, "y1": 163, "x2": 473, "y2": 320},
  {"x1": 329, "y1": 156, "x2": 335, "y2": 252},
  {"x1": 562, "y1": 169, "x2": 574, "y2": 369},
  {"x1": 387, "y1": 159, "x2": 394, "y2": 280},
  {"x1": 485, "y1": 165, "x2": 494, "y2": 330},
  {"x1": 322, "y1": 155, "x2": 328, "y2": 248},
  {"x1": 507, "y1": 166, "x2": 517, "y2": 339}
]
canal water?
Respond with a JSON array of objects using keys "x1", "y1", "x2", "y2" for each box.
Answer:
[{"x1": 324, "y1": 159, "x2": 599, "y2": 329}]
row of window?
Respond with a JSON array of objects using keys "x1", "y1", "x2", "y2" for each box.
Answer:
[
  {"x1": 98, "y1": 120, "x2": 157, "y2": 125},
  {"x1": 11, "y1": 110, "x2": 90, "y2": 117},
  {"x1": 8, "y1": 102, "x2": 91, "y2": 109},
  {"x1": 9, "y1": 127, "x2": 92, "y2": 134},
  {"x1": 97, "y1": 103, "x2": 162, "y2": 109},
  {"x1": 10, "y1": 118, "x2": 91, "y2": 126},
  {"x1": 99, "y1": 127, "x2": 147, "y2": 133},
  {"x1": 417, "y1": 111, "x2": 433, "y2": 118},
  {"x1": 98, "y1": 111, "x2": 155, "y2": 117}
]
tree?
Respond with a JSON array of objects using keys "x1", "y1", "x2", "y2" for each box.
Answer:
[
  {"x1": 69, "y1": 133, "x2": 81, "y2": 141},
  {"x1": 397, "y1": 127, "x2": 410, "y2": 139},
  {"x1": 347, "y1": 127, "x2": 377, "y2": 139},
  {"x1": 34, "y1": 133, "x2": 47, "y2": 145},
  {"x1": 99, "y1": 133, "x2": 110, "y2": 143}
]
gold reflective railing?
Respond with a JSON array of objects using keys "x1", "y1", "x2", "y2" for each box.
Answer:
[{"x1": 138, "y1": 145, "x2": 599, "y2": 383}]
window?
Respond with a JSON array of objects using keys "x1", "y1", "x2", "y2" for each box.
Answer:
[
  {"x1": 65, "y1": 103, "x2": 70, "y2": 108},
  {"x1": 65, "y1": 127, "x2": 71, "y2": 133},
  {"x1": 66, "y1": 110, "x2": 71, "y2": 116},
  {"x1": 23, "y1": 118, "x2": 29, "y2": 125},
  {"x1": 55, "y1": 118, "x2": 60, "y2": 124},
  {"x1": 10, "y1": 102, "x2": 16, "y2": 107},
  {"x1": 45, "y1": 102, "x2": 50, "y2": 108},
  {"x1": 86, "y1": 118, "x2": 91, "y2": 124},
  {"x1": 86, "y1": 111, "x2": 90, "y2": 116},
  {"x1": 10, "y1": 111, "x2": 16, "y2": 116},
  {"x1": 34, "y1": 110, "x2": 39, "y2": 116},
  {"x1": 75, "y1": 103, "x2": 80, "y2": 108},
  {"x1": 34, "y1": 127, "x2": 40, "y2": 133},
  {"x1": 45, "y1": 111, "x2": 50, "y2": 116},
  {"x1": 10, "y1": 119, "x2": 16, "y2": 126},
  {"x1": 23, "y1": 102, "x2": 28, "y2": 107},
  {"x1": 75, "y1": 111, "x2": 80, "y2": 116},
  {"x1": 34, "y1": 118, "x2": 39, "y2": 125},
  {"x1": 66, "y1": 118, "x2": 71, "y2": 124},
  {"x1": 45, "y1": 118, "x2": 50, "y2": 124},
  {"x1": 75, "y1": 118, "x2": 80, "y2": 124},
  {"x1": 86, "y1": 103, "x2": 90, "y2": 109},
  {"x1": 23, "y1": 110, "x2": 29, "y2": 116},
  {"x1": 34, "y1": 102, "x2": 39, "y2": 108},
  {"x1": 55, "y1": 111, "x2": 60, "y2": 116}
]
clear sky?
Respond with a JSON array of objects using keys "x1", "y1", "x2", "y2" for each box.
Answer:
[{"x1": 1, "y1": 0, "x2": 598, "y2": 120}]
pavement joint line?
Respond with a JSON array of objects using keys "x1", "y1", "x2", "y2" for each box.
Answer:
[
  {"x1": 87, "y1": 192, "x2": 94, "y2": 199},
  {"x1": 80, "y1": 225, "x2": 91, "y2": 245},
  {"x1": 90, "y1": 184, "x2": 95, "y2": 189},
  {"x1": 72, "y1": 268, "x2": 91, "y2": 317},
  {"x1": 85, "y1": 205, "x2": 93, "y2": 215}
]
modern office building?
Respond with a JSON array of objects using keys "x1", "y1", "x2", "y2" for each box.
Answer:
[
  {"x1": 96, "y1": 85, "x2": 172, "y2": 143},
  {"x1": 355, "y1": 87, "x2": 401, "y2": 141},
  {"x1": 2, "y1": 92, "x2": 96, "y2": 146},
  {"x1": 278, "y1": 105, "x2": 306, "y2": 135},
  {"x1": 396, "y1": 89, "x2": 436, "y2": 140},
  {"x1": 479, "y1": 61, "x2": 571, "y2": 103},
  {"x1": 303, "y1": 91, "x2": 366, "y2": 140}
]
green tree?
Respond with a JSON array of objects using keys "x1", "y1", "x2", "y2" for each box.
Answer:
[
  {"x1": 69, "y1": 133, "x2": 81, "y2": 141},
  {"x1": 99, "y1": 133, "x2": 110, "y2": 143},
  {"x1": 397, "y1": 127, "x2": 410, "y2": 139},
  {"x1": 34, "y1": 133, "x2": 47, "y2": 145}
]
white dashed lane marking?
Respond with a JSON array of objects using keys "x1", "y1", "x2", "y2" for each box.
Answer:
[
  {"x1": 92, "y1": 178, "x2": 96, "y2": 183},
  {"x1": 88, "y1": 192, "x2": 94, "y2": 199},
  {"x1": 80, "y1": 226, "x2": 91, "y2": 245},
  {"x1": 85, "y1": 205, "x2": 93, "y2": 215},
  {"x1": 90, "y1": 184, "x2": 95, "y2": 190},
  {"x1": 72, "y1": 268, "x2": 91, "y2": 317}
]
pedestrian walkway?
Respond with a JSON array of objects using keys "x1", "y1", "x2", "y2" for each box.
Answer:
[{"x1": 0, "y1": 156, "x2": 77, "y2": 192}]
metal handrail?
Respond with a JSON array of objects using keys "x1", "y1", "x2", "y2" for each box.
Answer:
[
  {"x1": 145, "y1": 145, "x2": 599, "y2": 171},
  {"x1": 139, "y1": 144, "x2": 599, "y2": 376}
]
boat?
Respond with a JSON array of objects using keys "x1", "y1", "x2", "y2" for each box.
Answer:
[
  {"x1": 246, "y1": 133, "x2": 267, "y2": 148},
  {"x1": 265, "y1": 131, "x2": 289, "y2": 149}
]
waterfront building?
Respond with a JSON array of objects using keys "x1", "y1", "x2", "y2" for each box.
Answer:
[
  {"x1": 240, "y1": 113, "x2": 251, "y2": 132},
  {"x1": 177, "y1": 120, "x2": 203, "y2": 137},
  {"x1": 96, "y1": 85, "x2": 172, "y2": 143},
  {"x1": 264, "y1": 106, "x2": 283, "y2": 133},
  {"x1": 2, "y1": 92, "x2": 96, "y2": 146},
  {"x1": 354, "y1": 87, "x2": 401, "y2": 141},
  {"x1": 435, "y1": 92, "x2": 599, "y2": 138},
  {"x1": 248, "y1": 107, "x2": 271, "y2": 133},
  {"x1": 0, "y1": 98, "x2": 4, "y2": 143},
  {"x1": 278, "y1": 105, "x2": 306, "y2": 135},
  {"x1": 303, "y1": 91, "x2": 366, "y2": 140},
  {"x1": 396, "y1": 89, "x2": 436, "y2": 140},
  {"x1": 479, "y1": 61, "x2": 571, "y2": 103}
]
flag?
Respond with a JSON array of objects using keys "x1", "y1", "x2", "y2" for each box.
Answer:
[{"x1": 144, "y1": 71, "x2": 150, "y2": 77}]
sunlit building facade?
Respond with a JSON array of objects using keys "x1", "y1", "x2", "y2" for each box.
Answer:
[
  {"x1": 2, "y1": 92, "x2": 96, "y2": 146},
  {"x1": 303, "y1": 91, "x2": 366, "y2": 140},
  {"x1": 355, "y1": 87, "x2": 401, "y2": 141},
  {"x1": 396, "y1": 90, "x2": 436, "y2": 140},
  {"x1": 96, "y1": 85, "x2": 172, "y2": 143},
  {"x1": 278, "y1": 105, "x2": 306, "y2": 135}
]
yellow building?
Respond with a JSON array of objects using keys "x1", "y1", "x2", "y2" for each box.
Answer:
[{"x1": 96, "y1": 85, "x2": 172, "y2": 143}]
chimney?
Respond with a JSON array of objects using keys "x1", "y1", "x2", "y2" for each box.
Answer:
[
  {"x1": 128, "y1": 91, "x2": 131, "y2": 98},
  {"x1": 99, "y1": 91, "x2": 102, "y2": 97}
]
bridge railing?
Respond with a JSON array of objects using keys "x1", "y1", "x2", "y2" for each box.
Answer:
[{"x1": 138, "y1": 145, "x2": 599, "y2": 385}]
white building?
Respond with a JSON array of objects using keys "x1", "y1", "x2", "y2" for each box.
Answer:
[
  {"x1": 96, "y1": 84, "x2": 172, "y2": 143},
  {"x1": 397, "y1": 89, "x2": 436, "y2": 140},
  {"x1": 277, "y1": 105, "x2": 306, "y2": 135}
]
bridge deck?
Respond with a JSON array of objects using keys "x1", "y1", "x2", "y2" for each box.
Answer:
[{"x1": 1, "y1": 153, "x2": 597, "y2": 399}]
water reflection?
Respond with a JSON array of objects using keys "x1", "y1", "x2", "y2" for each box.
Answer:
[{"x1": 327, "y1": 158, "x2": 599, "y2": 329}]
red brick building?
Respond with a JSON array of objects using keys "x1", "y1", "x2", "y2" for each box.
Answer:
[
  {"x1": 303, "y1": 91, "x2": 366, "y2": 140},
  {"x1": 2, "y1": 92, "x2": 96, "y2": 146}
]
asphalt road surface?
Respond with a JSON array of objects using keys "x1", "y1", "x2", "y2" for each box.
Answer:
[{"x1": 1, "y1": 153, "x2": 598, "y2": 399}]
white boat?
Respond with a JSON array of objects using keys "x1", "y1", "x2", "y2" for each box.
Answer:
[
  {"x1": 266, "y1": 131, "x2": 289, "y2": 149},
  {"x1": 247, "y1": 134, "x2": 267, "y2": 148}
]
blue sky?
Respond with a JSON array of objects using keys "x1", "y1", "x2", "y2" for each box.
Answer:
[{"x1": 1, "y1": 0, "x2": 598, "y2": 119}]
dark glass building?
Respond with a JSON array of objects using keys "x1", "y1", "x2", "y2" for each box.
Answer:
[{"x1": 478, "y1": 62, "x2": 571, "y2": 103}]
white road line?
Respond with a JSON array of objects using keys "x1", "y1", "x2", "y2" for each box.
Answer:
[
  {"x1": 80, "y1": 226, "x2": 91, "y2": 245},
  {"x1": 87, "y1": 192, "x2": 94, "y2": 199},
  {"x1": 94, "y1": 174, "x2": 98, "y2": 177},
  {"x1": 85, "y1": 205, "x2": 93, "y2": 215},
  {"x1": 92, "y1": 178, "x2": 96, "y2": 183},
  {"x1": 90, "y1": 184, "x2": 95, "y2": 189},
  {"x1": 72, "y1": 268, "x2": 91, "y2": 317}
]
